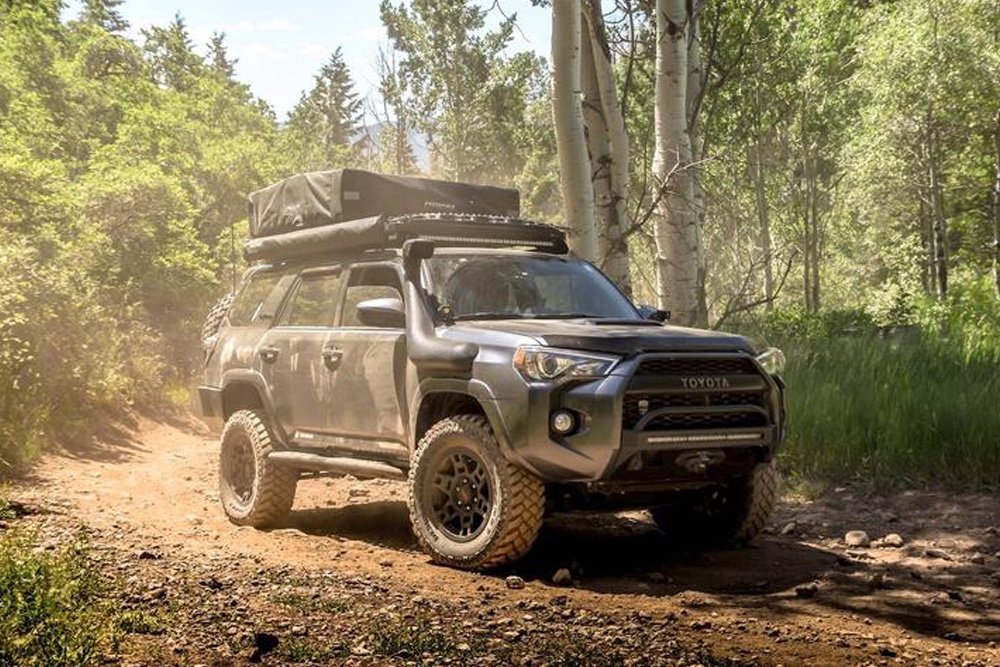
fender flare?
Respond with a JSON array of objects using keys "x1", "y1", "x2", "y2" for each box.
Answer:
[
  {"x1": 219, "y1": 369, "x2": 289, "y2": 445},
  {"x1": 409, "y1": 378, "x2": 520, "y2": 464}
]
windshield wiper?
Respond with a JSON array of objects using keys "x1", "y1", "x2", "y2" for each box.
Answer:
[
  {"x1": 529, "y1": 313, "x2": 609, "y2": 319},
  {"x1": 452, "y1": 312, "x2": 526, "y2": 321}
]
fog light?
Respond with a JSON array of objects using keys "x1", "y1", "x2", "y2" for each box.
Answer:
[{"x1": 550, "y1": 410, "x2": 576, "y2": 435}]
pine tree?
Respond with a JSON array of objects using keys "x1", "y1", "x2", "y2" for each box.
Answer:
[
  {"x1": 81, "y1": 0, "x2": 128, "y2": 33},
  {"x1": 286, "y1": 47, "x2": 363, "y2": 166},
  {"x1": 207, "y1": 32, "x2": 237, "y2": 80},
  {"x1": 141, "y1": 13, "x2": 204, "y2": 91}
]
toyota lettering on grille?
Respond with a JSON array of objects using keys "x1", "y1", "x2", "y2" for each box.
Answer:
[{"x1": 680, "y1": 376, "x2": 731, "y2": 389}]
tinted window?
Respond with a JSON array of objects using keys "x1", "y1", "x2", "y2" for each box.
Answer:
[
  {"x1": 425, "y1": 254, "x2": 638, "y2": 320},
  {"x1": 342, "y1": 265, "x2": 403, "y2": 327},
  {"x1": 280, "y1": 272, "x2": 344, "y2": 327},
  {"x1": 228, "y1": 271, "x2": 284, "y2": 326}
]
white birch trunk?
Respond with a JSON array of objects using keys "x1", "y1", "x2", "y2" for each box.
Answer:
[
  {"x1": 551, "y1": 1, "x2": 598, "y2": 261},
  {"x1": 582, "y1": 0, "x2": 632, "y2": 294},
  {"x1": 685, "y1": 0, "x2": 707, "y2": 323},
  {"x1": 652, "y1": 0, "x2": 700, "y2": 324}
]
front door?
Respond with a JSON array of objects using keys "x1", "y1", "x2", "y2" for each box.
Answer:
[{"x1": 322, "y1": 262, "x2": 408, "y2": 453}]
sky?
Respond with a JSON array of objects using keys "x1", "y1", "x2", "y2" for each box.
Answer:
[{"x1": 64, "y1": 0, "x2": 552, "y2": 121}]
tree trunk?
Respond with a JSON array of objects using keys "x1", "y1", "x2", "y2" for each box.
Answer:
[
  {"x1": 926, "y1": 118, "x2": 948, "y2": 299},
  {"x1": 551, "y1": 2, "x2": 598, "y2": 261},
  {"x1": 580, "y1": 28, "x2": 615, "y2": 268},
  {"x1": 918, "y1": 183, "x2": 932, "y2": 295},
  {"x1": 751, "y1": 141, "x2": 773, "y2": 309},
  {"x1": 992, "y1": 109, "x2": 1000, "y2": 298},
  {"x1": 582, "y1": 0, "x2": 631, "y2": 295},
  {"x1": 686, "y1": 0, "x2": 707, "y2": 323},
  {"x1": 652, "y1": 0, "x2": 701, "y2": 325}
]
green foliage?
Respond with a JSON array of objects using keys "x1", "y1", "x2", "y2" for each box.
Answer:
[
  {"x1": 115, "y1": 609, "x2": 166, "y2": 636},
  {"x1": 368, "y1": 613, "x2": 456, "y2": 657},
  {"x1": 0, "y1": 531, "x2": 118, "y2": 667},
  {"x1": 756, "y1": 304, "x2": 1000, "y2": 490},
  {"x1": 379, "y1": 0, "x2": 545, "y2": 185},
  {"x1": 0, "y1": 4, "x2": 285, "y2": 471},
  {"x1": 285, "y1": 47, "x2": 363, "y2": 169}
]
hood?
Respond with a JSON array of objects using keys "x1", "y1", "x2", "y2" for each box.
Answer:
[{"x1": 450, "y1": 319, "x2": 755, "y2": 356}]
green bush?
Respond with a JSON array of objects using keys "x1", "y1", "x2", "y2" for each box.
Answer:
[{"x1": 0, "y1": 531, "x2": 118, "y2": 667}]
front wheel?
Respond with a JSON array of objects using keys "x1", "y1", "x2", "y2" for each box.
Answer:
[
  {"x1": 219, "y1": 410, "x2": 298, "y2": 527},
  {"x1": 408, "y1": 415, "x2": 544, "y2": 570},
  {"x1": 651, "y1": 459, "x2": 780, "y2": 547}
]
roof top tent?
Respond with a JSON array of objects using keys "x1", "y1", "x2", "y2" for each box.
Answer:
[{"x1": 244, "y1": 169, "x2": 567, "y2": 262}]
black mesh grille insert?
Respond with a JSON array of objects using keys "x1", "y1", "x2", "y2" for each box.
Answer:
[
  {"x1": 624, "y1": 354, "x2": 770, "y2": 432},
  {"x1": 622, "y1": 392, "x2": 766, "y2": 428},
  {"x1": 636, "y1": 357, "x2": 754, "y2": 376}
]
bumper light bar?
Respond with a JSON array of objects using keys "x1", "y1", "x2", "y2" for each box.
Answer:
[{"x1": 646, "y1": 432, "x2": 764, "y2": 445}]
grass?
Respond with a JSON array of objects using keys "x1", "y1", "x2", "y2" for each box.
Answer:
[
  {"x1": 776, "y1": 334, "x2": 1000, "y2": 490},
  {"x1": 116, "y1": 609, "x2": 167, "y2": 636},
  {"x1": 0, "y1": 490, "x2": 15, "y2": 521},
  {"x1": 274, "y1": 638, "x2": 340, "y2": 663},
  {"x1": 271, "y1": 591, "x2": 350, "y2": 614},
  {"x1": 0, "y1": 530, "x2": 118, "y2": 667},
  {"x1": 367, "y1": 613, "x2": 456, "y2": 658}
]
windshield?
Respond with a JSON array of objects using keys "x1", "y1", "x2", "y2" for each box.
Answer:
[{"x1": 425, "y1": 254, "x2": 640, "y2": 321}]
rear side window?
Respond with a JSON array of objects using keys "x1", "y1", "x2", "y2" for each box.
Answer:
[
  {"x1": 228, "y1": 272, "x2": 284, "y2": 326},
  {"x1": 279, "y1": 272, "x2": 344, "y2": 327}
]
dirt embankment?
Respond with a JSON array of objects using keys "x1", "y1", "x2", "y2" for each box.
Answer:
[{"x1": 7, "y1": 414, "x2": 1000, "y2": 666}]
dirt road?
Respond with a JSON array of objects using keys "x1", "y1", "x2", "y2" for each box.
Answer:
[{"x1": 9, "y1": 414, "x2": 1000, "y2": 666}]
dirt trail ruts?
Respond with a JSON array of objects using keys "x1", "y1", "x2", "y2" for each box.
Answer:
[{"x1": 11, "y1": 414, "x2": 1000, "y2": 666}]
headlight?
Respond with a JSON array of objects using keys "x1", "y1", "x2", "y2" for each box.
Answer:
[
  {"x1": 512, "y1": 346, "x2": 619, "y2": 382},
  {"x1": 756, "y1": 347, "x2": 786, "y2": 375}
]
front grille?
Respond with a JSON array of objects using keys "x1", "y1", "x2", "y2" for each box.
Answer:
[
  {"x1": 623, "y1": 392, "x2": 765, "y2": 428},
  {"x1": 635, "y1": 357, "x2": 754, "y2": 376},
  {"x1": 624, "y1": 354, "x2": 771, "y2": 432}
]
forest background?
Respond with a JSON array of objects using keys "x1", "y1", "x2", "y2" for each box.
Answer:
[{"x1": 1, "y1": 0, "x2": 998, "y2": 489}]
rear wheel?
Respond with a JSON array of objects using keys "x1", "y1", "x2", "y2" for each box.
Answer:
[
  {"x1": 219, "y1": 410, "x2": 298, "y2": 527},
  {"x1": 651, "y1": 459, "x2": 779, "y2": 547},
  {"x1": 408, "y1": 415, "x2": 544, "y2": 570}
]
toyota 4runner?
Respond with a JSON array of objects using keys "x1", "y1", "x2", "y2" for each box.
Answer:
[{"x1": 199, "y1": 169, "x2": 787, "y2": 570}]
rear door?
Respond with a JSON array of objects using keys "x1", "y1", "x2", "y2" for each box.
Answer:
[{"x1": 257, "y1": 267, "x2": 345, "y2": 441}]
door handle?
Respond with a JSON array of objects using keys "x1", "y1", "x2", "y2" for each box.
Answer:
[
  {"x1": 321, "y1": 346, "x2": 343, "y2": 369},
  {"x1": 259, "y1": 346, "x2": 280, "y2": 363}
]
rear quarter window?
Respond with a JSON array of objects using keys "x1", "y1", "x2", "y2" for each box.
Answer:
[{"x1": 228, "y1": 271, "x2": 286, "y2": 326}]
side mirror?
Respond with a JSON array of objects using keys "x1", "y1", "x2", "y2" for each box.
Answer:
[
  {"x1": 637, "y1": 304, "x2": 670, "y2": 323},
  {"x1": 357, "y1": 297, "x2": 405, "y2": 328}
]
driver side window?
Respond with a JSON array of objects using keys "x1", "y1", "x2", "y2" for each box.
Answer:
[{"x1": 341, "y1": 264, "x2": 403, "y2": 328}]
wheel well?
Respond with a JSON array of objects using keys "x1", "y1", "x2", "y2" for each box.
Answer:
[
  {"x1": 222, "y1": 382, "x2": 264, "y2": 420},
  {"x1": 415, "y1": 392, "x2": 485, "y2": 444}
]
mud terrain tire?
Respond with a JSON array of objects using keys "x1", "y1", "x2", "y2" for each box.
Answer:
[
  {"x1": 201, "y1": 292, "x2": 234, "y2": 344},
  {"x1": 651, "y1": 459, "x2": 779, "y2": 547},
  {"x1": 219, "y1": 410, "x2": 297, "y2": 527},
  {"x1": 408, "y1": 415, "x2": 544, "y2": 570}
]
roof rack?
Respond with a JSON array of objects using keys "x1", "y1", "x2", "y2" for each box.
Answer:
[
  {"x1": 386, "y1": 213, "x2": 567, "y2": 252},
  {"x1": 242, "y1": 212, "x2": 568, "y2": 263}
]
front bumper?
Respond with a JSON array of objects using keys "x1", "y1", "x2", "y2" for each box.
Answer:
[{"x1": 498, "y1": 352, "x2": 786, "y2": 485}]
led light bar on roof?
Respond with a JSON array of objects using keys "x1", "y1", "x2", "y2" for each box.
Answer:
[{"x1": 416, "y1": 234, "x2": 560, "y2": 247}]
